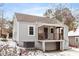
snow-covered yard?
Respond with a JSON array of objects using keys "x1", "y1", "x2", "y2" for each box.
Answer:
[
  {"x1": 26, "y1": 47, "x2": 79, "y2": 56},
  {"x1": 0, "y1": 38, "x2": 79, "y2": 56},
  {"x1": 46, "y1": 48, "x2": 79, "y2": 56}
]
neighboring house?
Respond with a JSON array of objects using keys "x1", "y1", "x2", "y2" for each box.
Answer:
[
  {"x1": 0, "y1": 28, "x2": 9, "y2": 38},
  {"x1": 68, "y1": 27, "x2": 79, "y2": 48},
  {"x1": 13, "y1": 13, "x2": 69, "y2": 52},
  {"x1": 0, "y1": 19, "x2": 9, "y2": 38},
  {"x1": 0, "y1": 18, "x2": 13, "y2": 38}
]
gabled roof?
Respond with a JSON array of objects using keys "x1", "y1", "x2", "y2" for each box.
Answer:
[
  {"x1": 15, "y1": 13, "x2": 64, "y2": 25},
  {"x1": 15, "y1": 13, "x2": 37, "y2": 22}
]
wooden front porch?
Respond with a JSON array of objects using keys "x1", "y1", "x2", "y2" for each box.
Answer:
[
  {"x1": 37, "y1": 23, "x2": 64, "y2": 51},
  {"x1": 38, "y1": 24, "x2": 64, "y2": 40}
]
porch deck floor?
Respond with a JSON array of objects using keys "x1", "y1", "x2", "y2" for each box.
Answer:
[{"x1": 38, "y1": 40, "x2": 64, "y2": 42}]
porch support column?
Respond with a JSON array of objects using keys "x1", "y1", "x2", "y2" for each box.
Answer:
[
  {"x1": 42, "y1": 41, "x2": 45, "y2": 52},
  {"x1": 37, "y1": 27, "x2": 39, "y2": 40},
  {"x1": 59, "y1": 27, "x2": 60, "y2": 40},
  {"x1": 43, "y1": 27, "x2": 45, "y2": 40},
  {"x1": 62, "y1": 27, "x2": 64, "y2": 40},
  {"x1": 61, "y1": 27, "x2": 64, "y2": 40},
  {"x1": 60, "y1": 41, "x2": 64, "y2": 51},
  {"x1": 53, "y1": 26, "x2": 56, "y2": 40}
]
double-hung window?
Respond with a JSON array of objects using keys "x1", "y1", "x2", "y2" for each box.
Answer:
[
  {"x1": 29, "y1": 27, "x2": 34, "y2": 35},
  {"x1": 28, "y1": 25, "x2": 35, "y2": 36}
]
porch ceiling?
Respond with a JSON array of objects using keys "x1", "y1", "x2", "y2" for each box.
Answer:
[{"x1": 38, "y1": 23, "x2": 64, "y2": 28}]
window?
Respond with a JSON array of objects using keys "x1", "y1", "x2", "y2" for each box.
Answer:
[
  {"x1": 76, "y1": 38, "x2": 78, "y2": 42},
  {"x1": 51, "y1": 28, "x2": 53, "y2": 33},
  {"x1": 28, "y1": 25, "x2": 35, "y2": 36},
  {"x1": 29, "y1": 27, "x2": 34, "y2": 35},
  {"x1": 24, "y1": 42, "x2": 35, "y2": 48}
]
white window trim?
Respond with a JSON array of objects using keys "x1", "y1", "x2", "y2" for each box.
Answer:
[{"x1": 28, "y1": 25, "x2": 35, "y2": 36}]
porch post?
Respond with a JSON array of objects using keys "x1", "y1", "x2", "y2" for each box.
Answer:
[
  {"x1": 61, "y1": 27, "x2": 64, "y2": 40},
  {"x1": 36, "y1": 21, "x2": 38, "y2": 41},
  {"x1": 62, "y1": 27, "x2": 64, "y2": 40},
  {"x1": 59, "y1": 27, "x2": 60, "y2": 40},
  {"x1": 42, "y1": 41, "x2": 45, "y2": 52},
  {"x1": 53, "y1": 26, "x2": 56, "y2": 40},
  {"x1": 43, "y1": 27, "x2": 45, "y2": 40},
  {"x1": 60, "y1": 41, "x2": 64, "y2": 51}
]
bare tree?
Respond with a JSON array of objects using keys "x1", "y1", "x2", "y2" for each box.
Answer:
[
  {"x1": 0, "y1": 3, "x2": 4, "y2": 37},
  {"x1": 44, "y1": 3, "x2": 76, "y2": 31}
]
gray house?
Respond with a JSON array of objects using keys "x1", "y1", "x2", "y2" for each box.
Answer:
[
  {"x1": 68, "y1": 30, "x2": 79, "y2": 48},
  {"x1": 68, "y1": 36, "x2": 79, "y2": 48},
  {"x1": 13, "y1": 13, "x2": 69, "y2": 52}
]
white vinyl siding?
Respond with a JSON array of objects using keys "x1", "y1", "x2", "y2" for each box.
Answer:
[{"x1": 19, "y1": 22, "x2": 37, "y2": 42}]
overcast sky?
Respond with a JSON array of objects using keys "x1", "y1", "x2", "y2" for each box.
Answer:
[{"x1": 0, "y1": 3, "x2": 79, "y2": 20}]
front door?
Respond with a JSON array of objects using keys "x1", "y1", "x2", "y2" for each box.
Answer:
[{"x1": 44, "y1": 27, "x2": 48, "y2": 39}]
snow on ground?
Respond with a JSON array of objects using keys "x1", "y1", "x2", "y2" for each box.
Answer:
[
  {"x1": 7, "y1": 40, "x2": 17, "y2": 48},
  {"x1": 0, "y1": 38, "x2": 79, "y2": 56},
  {"x1": 26, "y1": 48, "x2": 79, "y2": 56},
  {"x1": 44, "y1": 48, "x2": 79, "y2": 56}
]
